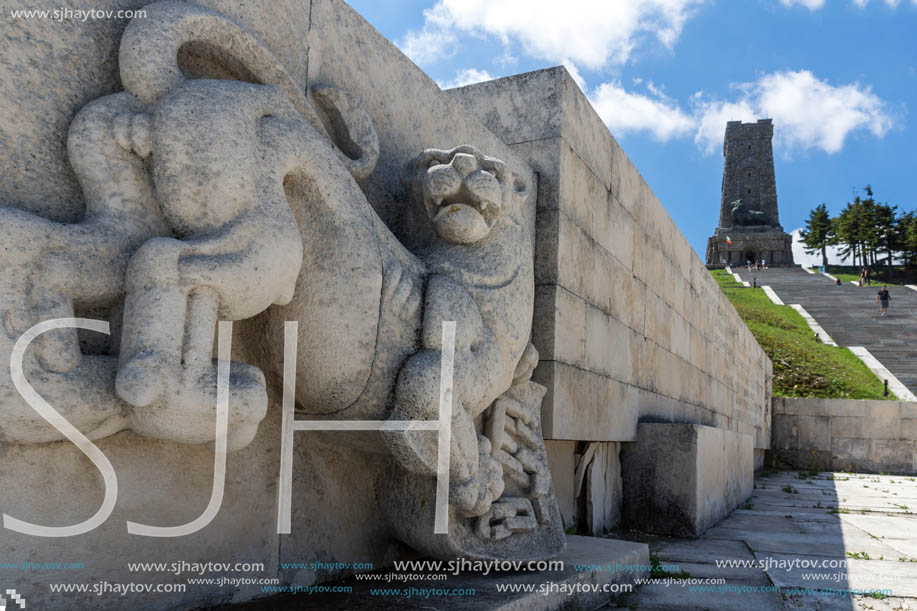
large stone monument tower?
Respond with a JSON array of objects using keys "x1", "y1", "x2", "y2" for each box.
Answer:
[{"x1": 705, "y1": 119, "x2": 794, "y2": 266}]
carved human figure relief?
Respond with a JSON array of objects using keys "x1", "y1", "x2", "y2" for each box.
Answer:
[{"x1": 0, "y1": 0, "x2": 564, "y2": 560}]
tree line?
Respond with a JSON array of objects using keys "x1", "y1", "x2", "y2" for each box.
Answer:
[{"x1": 800, "y1": 186, "x2": 917, "y2": 269}]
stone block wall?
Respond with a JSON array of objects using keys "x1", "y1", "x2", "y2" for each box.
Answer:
[
  {"x1": 450, "y1": 67, "x2": 772, "y2": 534},
  {"x1": 771, "y1": 398, "x2": 917, "y2": 474},
  {"x1": 620, "y1": 424, "x2": 753, "y2": 537},
  {"x1": 450, "y1": 68, "x2": 771, "y2": 448}
]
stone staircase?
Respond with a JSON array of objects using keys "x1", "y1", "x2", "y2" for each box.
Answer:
[{"x1": 731, "y1": 266, "x2": 917, "y2": 396}]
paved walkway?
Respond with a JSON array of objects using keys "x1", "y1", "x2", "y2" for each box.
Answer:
[
  {"x1": 620, "y1": 470, "x2": 917, "y2": 610},
  {"x1": 731, "y1": 267, "x2": 917, "y2": 396}
]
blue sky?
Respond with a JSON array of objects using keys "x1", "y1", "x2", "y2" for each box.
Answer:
[{"x1": 346, "y1": 0, "x2": 916, "y2": 263}]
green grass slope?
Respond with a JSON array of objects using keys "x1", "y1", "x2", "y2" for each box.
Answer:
[
  {"x1": 710, "y1": 270, "x2": 893, "y2": 400},
  {"x1": 807, "y1": 264, "x2": 914, "y2": 287}
]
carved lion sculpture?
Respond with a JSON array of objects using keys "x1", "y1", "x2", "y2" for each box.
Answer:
[
  {"x1": 730, "y1": 199, "x2": 772, "y2": 226},
  {"x1": 0, "y1": 0, "x2": 563, "y2": 561}
]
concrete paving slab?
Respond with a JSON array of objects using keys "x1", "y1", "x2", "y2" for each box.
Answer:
[
  {"x1": 608, "y1": 469, "x2": 917, "y2": 610},
  {"x1": 721, "y1": 511, "x2": 849, "y2": 531},
  {"x1": 757, "y1": 553, "x2": 917, "y2": 597},
  {"x1": 654, "y1": 538, "x2": 757, "y2": 563},
  {"x1": 741, "y1": 509, "x2": 850, "y2": 523},
  {"x1": 880, "y1": 540, "x2": 917, "y2": 561},
  {"x1": 703, "y1": 528, "x2": 904, "y2": 559},
  {"x1": 627, "y1": 581, "x2": 784, "y2": 611},
  {"x1": 839, "y1": 514, "x2": 917, "y2": 539},
  {"x1": 783, "y1": 594, "x2": 878, "y2": 611},
  {"x1": 657, "y1": 561, "x2": 773, "y2": 585}
]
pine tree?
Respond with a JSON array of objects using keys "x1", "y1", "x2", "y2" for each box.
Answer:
[
  {"x1": 835, "y1": 199, "x2": 864, "y2": 266},
  {"x1": 800, "y1": 186, "x2": 912, "y2": 274},
  {"x1": 900, "y1": 210, "x2": 917, "y2": 268},
  {"x1": 799, "y1": 203, "x2": 834, "y2": 268},
  {"x1": 873, "y1": 202, "x2": 898, "y2": 270}
]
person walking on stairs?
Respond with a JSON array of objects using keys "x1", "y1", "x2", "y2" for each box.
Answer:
[{"x1": 876, "y1": 285, "x2": 891, "y2": 317}]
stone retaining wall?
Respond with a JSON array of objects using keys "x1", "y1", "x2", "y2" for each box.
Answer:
[
  {"x1": 771, "y1": 397, "x2": 917, "y2": 474},
  {"x1": 451, "y1": 68, "x2": 772, "y2": 535},
  {"x1": 450, "y1": 68, "x2": 772, "y2": 450}
]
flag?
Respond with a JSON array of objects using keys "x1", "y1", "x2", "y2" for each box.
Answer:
[{"x1": 726, "y1": 236, "x2": 733, "y2": 245}]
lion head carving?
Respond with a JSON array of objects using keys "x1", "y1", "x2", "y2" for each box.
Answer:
[{"x1": 405, "y1": 145, "x2": 524, "y2": 245}]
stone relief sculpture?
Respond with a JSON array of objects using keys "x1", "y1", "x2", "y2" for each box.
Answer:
[
  {"x1": 730, "y1": 199, "x2": 772, "y2": 227},
  {"x1": 0, "y1": 0, "x2": 563, "y2": 560}
]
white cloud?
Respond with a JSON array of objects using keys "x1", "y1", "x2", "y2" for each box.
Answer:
[
  {"x1": 780, "y1": 0, "x2": 826, "y2": 9},
  {"x1": 400, "y1": 3, "x2": 894, "y2": 155},
  {"x1": 590, "y1": 80, "x2": 694, "y2": 140},
  {"x1": 584, "y1": 70, "x2": 892, "y2": 154},
  {"x1": 694, "y1": 70, "x2": 893, "y2": 155},
  {"x1": 791, "y1": 228, "x2": 845, "y2": 266},
  {"x1": 400, "y1": 25, "x2": 457, "y2": 66},
  {"x1": 399, "y1": 0, "x2": 703, "y2": 69},
  {"x1": 694, "y1": 97, "x2": 757, "y2": 153},
  {"x1": 438, "y1": 68, "x2": 496, "y2": 89}
]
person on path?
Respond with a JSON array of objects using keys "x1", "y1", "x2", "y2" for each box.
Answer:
[{"x1": 876, "y1": 285, "x2": 891, "y2": 317}]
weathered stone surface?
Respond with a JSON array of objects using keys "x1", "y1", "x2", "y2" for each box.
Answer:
[
  {"x1": 620, "y1": 423, "x2": 753, "y2": 537},
  {"x1": 544, "y1": 440, "x2": 576, "y2": 529},
  {"x1": 785, "y1": 398, "x2": 826, "y2": 416},
  {"x1": 864, "y1": 401, "x2": 900, "y2": 439},
  {"x1": 0, "y1": 1, "x2": 571, "y2": 607},
  {"x1": 825, "y1": 398, "x2": 866, "y2": 417},
  {"x1": 774, "y1": 398, "x2": 917, "y2": 474},
  {"x1": 451, "y1": 67, "x2": 772, "y2": 449},
  {"x1": 534, "y1": 361, "x2": 639, "y2": 441},
  {"x1": 797, "y1": 416, "x2": 831, "y2": 452},
  {"x1": 2, "y1": 0, "x2": 564, "y2": 561},
  {"x1": 831, "y1": 416, "x2": 864, "y2": 439},
  {"x1": 584, "y1": 442, "x2": 623, "y2": 536}
]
